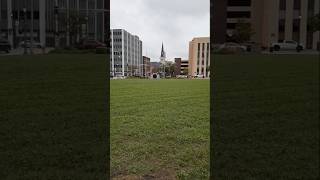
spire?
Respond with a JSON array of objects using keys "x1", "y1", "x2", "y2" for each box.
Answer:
[{"x1": 160, "y1": 42, "x2": 166, "y2": 59}]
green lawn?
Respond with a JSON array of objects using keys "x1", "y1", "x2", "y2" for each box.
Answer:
[
  {"x1": 1, "y1": 53, "x2": 318, "y2": 179},
  {"x1": 212, "y1": 54, "x2": 319, "y2": 179},
  {"x1": 0, "y1": 54, "x2": 108, "y2": 179},
  {"x1": 110, "y1": 79, "x2": 210, "y2": 179}
]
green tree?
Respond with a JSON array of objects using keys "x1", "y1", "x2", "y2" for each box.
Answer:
[
  {"x1": 234, "y1": 19, "x2": 255, "y2": 43},
  {"x1": 164, "y1": 62, "x2": 175, "y2": 77},
  {"x1": 59, "y1": 10, "x2": 86, "y2": 47},
  {"x1": 182, "y1": 68, "x2": 188, "y2": 75},
  {"x1": 308, "y1": 13, "x2": 320, "y2": 32}
]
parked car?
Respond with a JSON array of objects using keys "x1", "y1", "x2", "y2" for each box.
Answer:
[
  {"x1": 76, "y1": 39, "x2": 106, "y2": 49},
  {"x1": 194, "y1": 74, "x2": 205, "y2": 78},
  {"x1": 271, "y1": 40, "x2": 304, "y2": 51},
  {"x1": 19, "y1": 40, "x2": 42, "y2": 48},
  {"x1": 0, "y1": 39, "x2": 11, "y2": 53}
]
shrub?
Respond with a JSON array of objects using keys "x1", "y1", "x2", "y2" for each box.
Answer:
[
  {"x1": 214, "y1": 47, "x2": 244, "y2": 55},
  {"x1": 49, "y1": 48, "x2": 96, "y2": 54}
]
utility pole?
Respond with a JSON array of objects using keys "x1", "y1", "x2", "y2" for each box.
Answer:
[{"x1": 23, "y1": 7, "x2": 27, "y2": 55}]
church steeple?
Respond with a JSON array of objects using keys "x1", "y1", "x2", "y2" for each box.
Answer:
[{"x1": 160, "y1": 42, "x2": 166, "y2": 62}]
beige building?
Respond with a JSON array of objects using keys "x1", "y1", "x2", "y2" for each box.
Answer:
[
  {"x1": 213, "y1": 0, "x2": 320, "y2": 50},
  {"x1": 188, "y1": 37, "x2": 210, "y2": 77}
]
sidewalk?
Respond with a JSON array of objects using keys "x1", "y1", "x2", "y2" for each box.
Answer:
[
  {"x1": 262, "y1": 50, "x2": 319, "y2": 55},
  {"x1": 0, "y1": 47, "x2": 54, "y2": 56}
]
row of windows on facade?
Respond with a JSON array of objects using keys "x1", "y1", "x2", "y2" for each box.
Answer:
[
  {"x1": 111, "y1": 44, "x2": 141, "y2": 49},
  {"x1": 112, "y1": 57, "x2": 142, "y2": 61},
  {"x1": 111, "y1": 32, "x2": 140, "y2": 39},
  {"x1": 227, "y1": 0, "x2": 309, "y2": 10},
  {"x1": 197, "y1": 68, "x2": 210, "y2": 76},
  {"x1": 197, "y1": 43, "x2": 210, "y2": 51},
  {"x1": 279, "y1": 0, "x2": 316, "y2": 11},
  {"x1": 112, "y1": 38, "x2": 141, "y2": 45},
  {"x1": 227, "y1": 16, "x2": 315, "y2": 32},
  {"x1": 226, "y1": 0, "x2": 316, "y2": 19},
  {"x1": 112, "y1": 41, "x2": 142, "y2": 47},
  {"x1": 112, "y1": 58, "x2": 141, "y2": 62},
  {"x1": 111, "y1": 64, "x2": 142, "y2": 68},
  {"x1": 197, "y1": 57, "x2": 210, "y2": 65},
  {"x1": 111, "y1": 33, "x2": 140, "y2": 41}
]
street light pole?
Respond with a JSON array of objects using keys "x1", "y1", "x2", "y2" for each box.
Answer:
[
  {"x1": 30, "y1": 0, "x2": 34, "y2": 54},
  {"x1": 298, "y1": 15, "x2": 302, "y2": 52},
  {"x1": 23, "y1": 7, "x2": 27, "y2": 55},
  {"x1": 85, "y1": 16, "x2": 89, "y2": 38},
  {"x1": 10, "y1": 13, "x2": 14, "y2": 49},
  {"x1": 54, "y1": 0, "x2": 59, "y2": 48}
]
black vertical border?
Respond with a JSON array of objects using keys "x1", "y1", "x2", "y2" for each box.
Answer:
[{"x1": 105, "y1": 0, "x2": 110, "y2": 179}]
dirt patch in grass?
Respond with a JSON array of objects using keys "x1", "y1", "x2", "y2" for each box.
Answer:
[{"x1": 113, "y1": 169, "x2": 176, "y2": 180}]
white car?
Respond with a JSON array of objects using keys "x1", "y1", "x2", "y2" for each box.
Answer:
[
  {"x1": 271, "y1": 40, "x2": 304, "y2": 51},
  {"x1": 19, "y1": 40, "x2": 43, "y2": 48},
  {"x1": 194, "y1": 74, "x2": 205, "y2": 78}
]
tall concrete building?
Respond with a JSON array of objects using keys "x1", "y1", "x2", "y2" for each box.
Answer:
[
  {"x1": 189, "y1": 37, "x2": 210, "y2": 77},
  {"x1": 0, "y1": 0, "x2": 108, "y2": 48},
  {"x1": 212, "y1": 0, "x2": 320, "y2": 49},
  {"x1": 110, "y1": 29, "x2": 143, "y2": 77}
]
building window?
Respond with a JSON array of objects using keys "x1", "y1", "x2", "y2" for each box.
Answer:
[
  {"x1": 292, "y1": 19, "x2": 300, "y2": 32},
  {"x1": 278, "y1": 19, "x2": 285, "y2": 41},
  {"x1": 278, "y1": 19, "x2": 285, "y2": 32},
  {"x1": 294, "y1": 0, "x2": 301, "y2": 10},
  {"x1": 292, "y1": 19, "x2": 300, "y2": 42},
  {"x1": 227, "y1": 11, "x2": 251, "y2": 18},
  {"x1": 279, "y1": 0, "x2": 286, "y2": 10},
  {"x1": 308, "y1": 0, "x2": 315, "y2": 17},
  {"x1": 227, "y1": 0, "x2": 251, "y2": 6},
  {"x1": 227, "y1": 23, "x2": 236, "y2": 29}
]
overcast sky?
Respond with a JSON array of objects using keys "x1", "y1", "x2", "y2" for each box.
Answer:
[{"x1": 111, "y1": 0, "x2": 210, "y2": 62}]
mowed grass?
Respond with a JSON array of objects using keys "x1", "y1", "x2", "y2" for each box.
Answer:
[
  {"x1": 0, "y1": 54, "x2": 108, "y2": 179},
  {"x1": 212, "y1": 54, "x2": 319, "y2": 179},
  {"x1": 110, "y1": 79, "x2": 210, "y2": 179}
]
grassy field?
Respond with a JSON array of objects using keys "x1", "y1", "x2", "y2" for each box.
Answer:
[
  {"x1": 0, "y1": 54, "x2": 108, "y2": 179},
  {"x1": 110, "y1": 79, "x2": 210, "y2": 179},
  {"x1": 212, "y1": 54, "x2": 319, "y2": 179},
  {"x1": 1, "y1": 53, "x2": 318, "y2": 179}
]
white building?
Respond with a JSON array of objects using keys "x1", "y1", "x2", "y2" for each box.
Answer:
[
  {"x1": 0, "y1": 0, "x2": 108, "y2": 48},
  {"x1": 110, "y1": 29, "x2": 143, "y2": 77}
]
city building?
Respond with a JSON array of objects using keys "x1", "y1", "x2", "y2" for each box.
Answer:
[
  {"x1": 0, "y1": 0, "x2": 108, "y2": 48},
  {"x1": 110, "y1": 29, "x2": 143, "y2": 77},
  {"x1": 212, "y1": 0, "x2": 320, "y2": 49},
  {"x1": 174, "y1": 58, "x2": 182, "y2": 76},
  {"x1": 174, "y1": 58, "x2": 189, "y2": 75},
  {"x1": 142, "y1": 56, "x2": 151, "y2": 77},
  {"x1": 181, "y1": 59, "x2": 189, "y2": 75},
  {"x1": 189, "y1": 37, "x2": 210, "y2": 77},
  {"x1": 150, "y1": 61, "x2": 160, "y2": 74}
]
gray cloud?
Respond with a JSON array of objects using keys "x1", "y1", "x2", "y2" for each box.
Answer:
[{"x1": 111, "y1": 0, "x2": 209, "y2": 61}]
